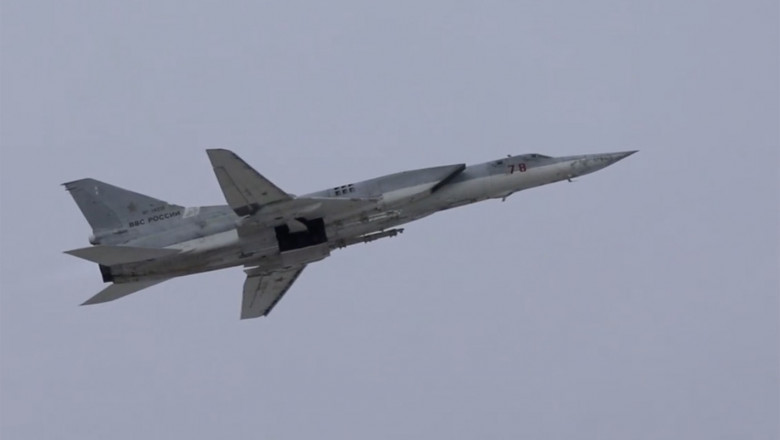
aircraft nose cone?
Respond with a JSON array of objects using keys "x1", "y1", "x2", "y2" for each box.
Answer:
[
  {"x1": 568, "y1": 150, "x2": 638, "y2": 177},
  {"x1": 603, "y1": 150, "x2": 638, "y2": 164}
]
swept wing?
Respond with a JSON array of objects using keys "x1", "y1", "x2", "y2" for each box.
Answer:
[
  {"x1": 241, "y1": 266, "x2": 306, "y2": 319},
  {"x1": 208, "y1": 149, "x2": 381, "y2": 233},
  {"x1": 207, "y1": 148, "x2": 292, "y2": 216}
]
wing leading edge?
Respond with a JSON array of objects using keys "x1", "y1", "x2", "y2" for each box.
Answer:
[
  {"x1": 207, "y1": 149, "x2": 382, "y2": 234},
  {"x1": 241, "y1": 266, "x2": 306, "y2": 319},
  {"x1": 207, "y1": 148, "x2": 292, "y2": 216}
]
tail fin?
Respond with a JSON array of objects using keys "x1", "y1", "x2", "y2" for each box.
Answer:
[{"x1": 63, "y1": 178, "x2": 182, "y2": 234}]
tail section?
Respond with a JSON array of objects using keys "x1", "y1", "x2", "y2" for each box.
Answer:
[
  {"x1": 63, "y1": 180, "x2": 183, "y2": 306},
  {"x1": 63, "y1": 178, "x2": 182, "y2": 240}
]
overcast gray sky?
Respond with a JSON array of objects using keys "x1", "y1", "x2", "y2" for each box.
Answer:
[{"x1": 1, "y1": 1, "x2": 778, "y2": 439}]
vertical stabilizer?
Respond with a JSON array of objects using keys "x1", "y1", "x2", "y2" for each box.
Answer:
[{"x1": 63, "y1": 178, "x2": 182, "y2": 234}]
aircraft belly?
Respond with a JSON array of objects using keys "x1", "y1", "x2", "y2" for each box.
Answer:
[
  {"x1": 110, "y1": 228, "x2": 280, "y2": 281},
  {"x1": 168, "y1": 229, "x2": 241, "y2": 254},
  {"x1": 110, "y1": 248, "x2": 242, "y2": 282},
  {"x1": 117, "y1": 217, "x2": 340, "y2": 280}
]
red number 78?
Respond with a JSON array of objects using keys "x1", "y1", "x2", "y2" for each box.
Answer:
[{"x1": 508, "y1": 163, "x2": 527, "y2": 174}]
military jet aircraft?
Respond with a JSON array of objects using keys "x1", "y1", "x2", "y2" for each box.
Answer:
[{"x1": 64, "y1": 149, "x2": 636, "y2": 319}]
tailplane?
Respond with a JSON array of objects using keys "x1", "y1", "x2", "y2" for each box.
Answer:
[
  {"x1": 81, "y1": 279, "x2": 168, "y2": 305},
  {"x1": 64, "y1": 245, "x2": 180, "y2": 266}
]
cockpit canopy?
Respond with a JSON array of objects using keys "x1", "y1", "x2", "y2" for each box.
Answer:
[{"x1": 494, "y1": 153, "x2": 553, "y2": 166}]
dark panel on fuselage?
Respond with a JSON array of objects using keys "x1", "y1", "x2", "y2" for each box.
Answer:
[{"x1": 275, "y1": 218, "x2": 328, "y2": 252}]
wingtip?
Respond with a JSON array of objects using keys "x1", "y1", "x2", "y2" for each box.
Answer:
[
  {"x1": 206, "y1": 149, "x2": 241, "y2": 167},
  {"x1": 239, "y1": 313, "x2": 265, "y2": 320},
  {"x1": 62, "y1": 178, "x2": 92, "y2": 190},
  {"x1": 206, "y1": 148, "x2": 233, "y2": 156},
  {"x1": 80, "y1": 294, "x2": 108, "y2": 306}
]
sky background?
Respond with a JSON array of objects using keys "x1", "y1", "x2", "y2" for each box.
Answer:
[{"x1": 1, "y1": 1, "x2": 778, "y2": 439}]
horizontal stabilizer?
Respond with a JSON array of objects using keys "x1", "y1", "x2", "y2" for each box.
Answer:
[
  {"x1": 65, "y1": 245, "x2": 180, "y2": 265},
  {"x1": 82, "y1": 279, "x2": 167, "y2": 305}
]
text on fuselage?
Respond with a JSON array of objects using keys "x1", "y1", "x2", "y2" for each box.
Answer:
[
  {"x1": 507, "y1": 163, "x2": 527, "y2": 174},
  {"x1": 128, "y1": 210, "x2": 181, "y2": 228}
]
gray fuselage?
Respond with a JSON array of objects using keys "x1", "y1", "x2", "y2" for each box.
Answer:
[{"x1": 102, "y1": 152, "x2": 632, "y2": 283}]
